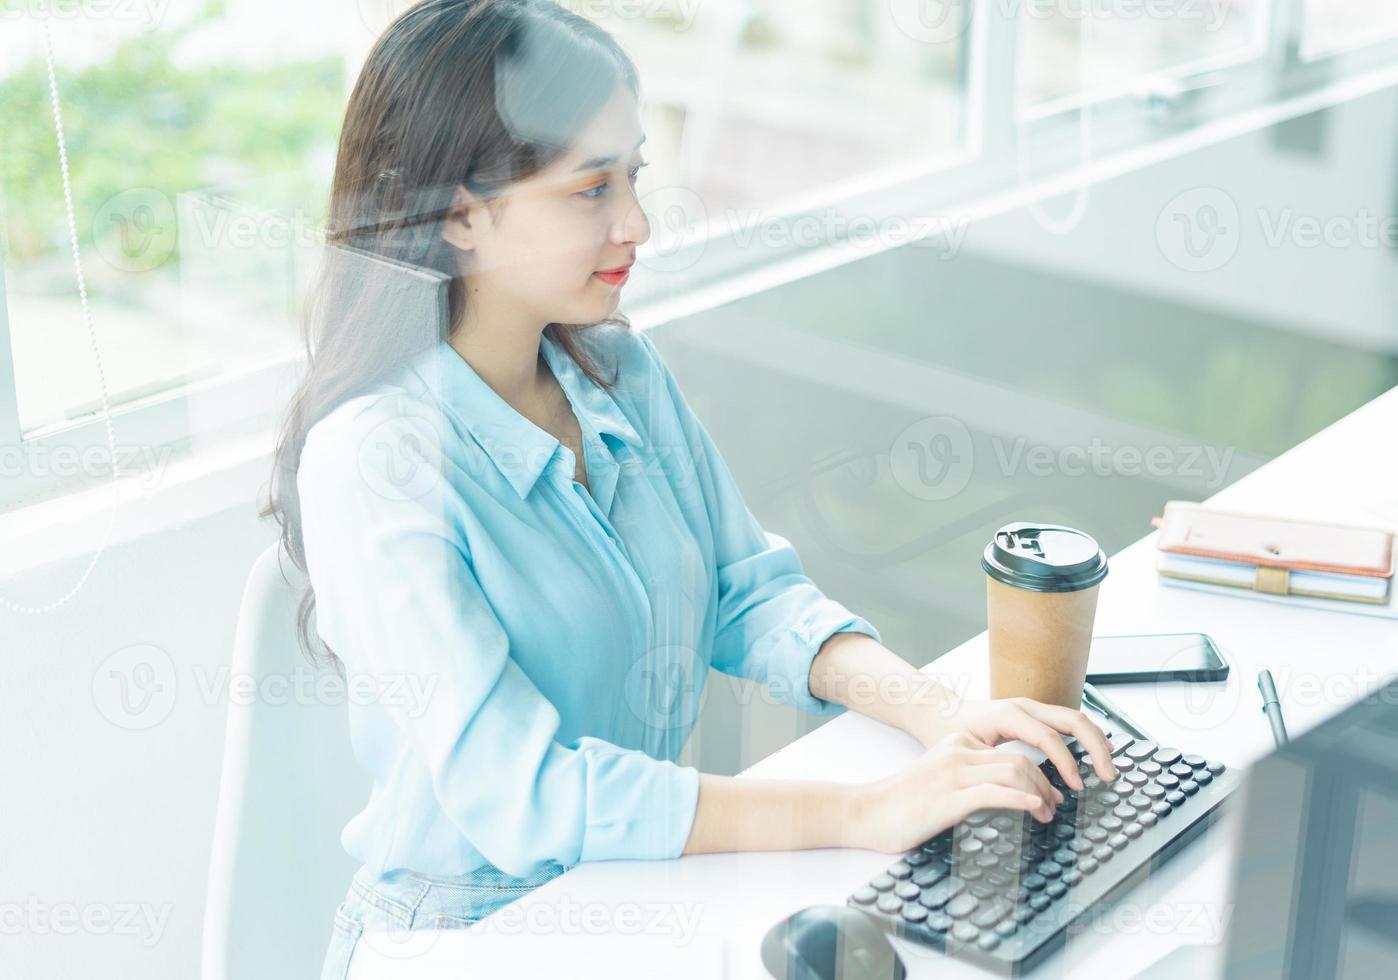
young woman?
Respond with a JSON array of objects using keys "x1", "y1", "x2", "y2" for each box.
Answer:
[{"x1": 264, "y1": 2, "x2": 1117, "y2": 976}]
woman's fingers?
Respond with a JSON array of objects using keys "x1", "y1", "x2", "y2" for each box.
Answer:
[
  {"x1": 948, "y1": 785, "x2": 1053, "y2": 826},
  {"x1": 957, "y1": 754, "x2": 1060, "y2": 820},
  {"x1": 998, "y1": 710, "x2": 1089, "y2": 791},
  {"x1": 1018, "y1": 701, "x2": 1119, "y2": 782}
]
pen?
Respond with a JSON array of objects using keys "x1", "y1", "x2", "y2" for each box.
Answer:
[
  {"x1": 1082, "y1": 681, "x2": 1149, "y2": 741},
  {"x1": 1257, "y1": 668, "x2": 1289, "y2": 747}
]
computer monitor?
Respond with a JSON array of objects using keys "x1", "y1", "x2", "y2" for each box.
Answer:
[{"x1": 1223, "y1": 676, "x2": 1398, "y2": 978}]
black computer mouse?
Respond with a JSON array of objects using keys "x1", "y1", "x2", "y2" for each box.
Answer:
[{"x1": 760, "y1": 904, "x2": 907, "y2": 980}]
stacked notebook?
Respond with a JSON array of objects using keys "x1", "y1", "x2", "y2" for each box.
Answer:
[{"x1": 1151, "y1": 501, "x2": 1397, "y2": 620}]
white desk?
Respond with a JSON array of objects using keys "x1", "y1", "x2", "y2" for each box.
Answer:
[{"x1": 354, "y1": 386, "x2": 1398, "y2": 979}]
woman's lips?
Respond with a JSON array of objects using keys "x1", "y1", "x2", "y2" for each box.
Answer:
[{"x1": 593, "y1": 267, "x2": 630, "y2": 286}]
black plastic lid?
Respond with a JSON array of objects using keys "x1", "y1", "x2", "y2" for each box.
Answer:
[{"x1": 981, "y1": 522, "x2": 1109, "y2": 593}]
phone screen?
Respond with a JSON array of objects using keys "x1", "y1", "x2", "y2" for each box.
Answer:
[{"x1": 1086, "y1": 632, "x2": 1228, "y2": 683}]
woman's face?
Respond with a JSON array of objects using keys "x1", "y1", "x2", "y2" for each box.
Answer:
[{"x1": 447, "y1": 86, "x2": 651, "y2": 330}]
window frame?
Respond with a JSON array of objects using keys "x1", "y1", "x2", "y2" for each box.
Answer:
[{"x1": 3, "y1": 0, "x2": 1398, "y2": 511}]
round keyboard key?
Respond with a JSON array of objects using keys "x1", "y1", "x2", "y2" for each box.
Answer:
[
  {"x1": 871, "y1": 874, "x2": 895, "y2": 892},
  {"x1": 1036, "y1": 861, "x2": 1063, "y2": 879},
  {"x1": 1030, "y1": 894, "x2": 1052, "y2": 912},
  {"x1": 888, "y1": 861, "x2": 912, "y2": 879},
  {"x1": 970, "y1": 883, "x2": 996, "y2": 900},
  {"x1": 913, "y1": 867, "x2": 946, "y2": 887},
  {"x1": 1069, "y1": 838, "x2": 1094, "y2": 854},
  {"x1": 1113, "y1": 804, "x2": 1136, "y2": 821},
  {"x1": 946, "y1": 894, "x2": 979, "y2": 918},
  {"x1": 1151, "y1": 801, "x2": 1172, "y2": 817},
  {"x1": 1053, "y1": 824, "x2": 1076, "y2": 840},
  {"x1": 1099, "y1": 814, "x2": 1124, "y2": 832},
  {"x1": 1139, "y1": 760, "x2": 1162, "y2": 777},
  {"x1": 927, "y1": 912, "x2": 953, "y2": 932},
  {"x1": 1184, "y1": 754, "x2": 1207, "y2": 769},
  {"x1": 906, "y1": 851, "x2": 930, "y2": 867},
  {"x1": 965, "y1": 812, "x2": 991, "y2": 826},
  {"x1": 1063, "y1": 868, "x2": 1084, "y2": 886},
  {"x1": 1093, "y1": 845, "x2": 1114, "y2": 863},
  {"x1": 992, "y1": 840, "x2": 1017, "y2": 857},
  {"x1": 1195, "y1": 769, "x2": 1214, "y2": 786},
  {"x1": 901, "y1": 902, "x2": 929, "y2": 923},
  {"x1": 923, "y1": 838, "x2": 951, "y2": 854},
  {"x1": 986, "y1": 871, "x2": 1013, "y2": 889},
  {"x1": 1083, "y1": 802, "x2": 1105, "y2": 818},
  {"x1": 959, "y1": 838, "x2": 984, "y2": 856},
  {"x1": 1078, "y1": 856, "x2": 1099, "y2": 874},
  {"x1": 1109, "y1": 833, "x2": 1130, "y2": 850},
  {"x1": 975, "y1": 826, "x2": 1000, "y2": 843},
  {"x1": 1206, "y1": 760, "x2": 1226, "y2": 775},
  {"x1": 1158, "y1": 773, "x2": 1180, "y2": 790},
  {"x1": 1126, "y1": 771, "x2": 1150, "y2": 787},
  {"x1": 1111, "y1": 779, "x2": 1136, "y2": 795},
  {"x1": 1128, "y1": 793, "x2": 1153, "y2": 809},
  {"x1": 852, "y1": 887, "x2": 878, "y2": 905},
  {"x1": 960, "y1": 866, "x2": 984, "y2": 882},
  {"x1": 1166, "y1": 790, "x2": 1186, "y2": 806},
  {"x1": 1139, "y1": 812, "x2": 1158, "y2": 828},
  {"x1": 1124, "y1": 823, "x2": 1143, "y2": 839},
  {"x1": 977, "y1": 853, "x2": 1000, "y2": 869},
  {"x1": 1153, "y1": 747, "x2": 1183, "y2": 766},
  {"x1": 1046, "y1": 881, "x2": 1068, "y2": 899},
  {"x1": 953, "y1": 921, "x2": 980, "y2": 943},
  {"x1": 1082, "y1": 775, "x2": 1103, "y2": 791},
  {"x1": 1085, "y1": 826, "x2": 1108, "y2": 843},
  {"x1": 1143, "y1": 784, "x2": 1166, "y2": 800},
  {"x1": 1180, "y1": 780, "x2": 1200, "y2": 796},
  {"x1": 977, "y1": 932, "x2": 1000, "y2": 952},
  {"x1": 1113, "y1": 756, "x2": 1135, "y2": 773},
  {"x1": 896, "y1": 882, "x2": 921, "y2": 900},
  {"x1": 1014, "y1": 906, "x2": 1036, "y2": 925},
  {"x1": 1125, "y1": 741, "x2": 1157, "y2": 761},
  {"x1": 1170, "y1": 763, "x2": 1194, "y2": 780},
  {"x1": 877, "y1": 893, "x2": 902, "y2": 913},
  {"x1": 1053, "y1": 847, "x2": 1078, "y2": 866},
  {"x1": 1023, "y1": 873, "x2": 1047, "y2": 891},
  {"x1": 991, "y1": 815, "x2": 1017, "y2": 832},
  {"x1": 996, "y1": 920, "x2": 1017, "y2": 938}
]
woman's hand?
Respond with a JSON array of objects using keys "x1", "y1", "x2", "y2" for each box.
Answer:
[
  {"x1": 849, "y1": 731, "x2": 1068, "y2": 854},
  {"x1": 910, "y1": 695, "x2": 1118, "y2": 791}
]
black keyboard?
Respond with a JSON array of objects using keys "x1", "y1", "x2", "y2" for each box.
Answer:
[{"x1": 845, "y1": 728, "x2": 1241, "y2": 976}]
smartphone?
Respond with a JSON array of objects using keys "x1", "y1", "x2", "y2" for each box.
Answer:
[{"x1": 1085, "y1": 632, "x2": 1230, "y2": 684}]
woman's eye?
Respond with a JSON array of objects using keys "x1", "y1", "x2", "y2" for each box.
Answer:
[{"x1": 576, "y1": 161, "x2": 649, "y2": 200}]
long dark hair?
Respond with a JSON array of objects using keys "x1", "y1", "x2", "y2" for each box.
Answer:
[{"x1": 262, "y1": 0, "x2": 641, "y2": 673}]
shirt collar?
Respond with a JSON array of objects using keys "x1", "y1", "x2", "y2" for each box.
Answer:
[{"x1": 407, "y1": 332, "x2": 643, "y2": 501}]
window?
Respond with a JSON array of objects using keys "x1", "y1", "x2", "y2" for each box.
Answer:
[
  {"x1": 1302, "y1": 0, "x2": 1398, "y2": 60},
  {"x1": 0, "y1": 3, "x2": 344, "y2": 435}
]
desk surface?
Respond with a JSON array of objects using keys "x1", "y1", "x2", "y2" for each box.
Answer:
[{"x1": 353, "y1": 385, "x2": 1398, "y2": 979}]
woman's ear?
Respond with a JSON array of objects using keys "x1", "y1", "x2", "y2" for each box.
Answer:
[{"x1": 440, "y1": 184, "x2": 483, "y2": 251}]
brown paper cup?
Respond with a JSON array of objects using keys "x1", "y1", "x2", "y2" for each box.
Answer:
[{"x1": 986, "y1": 575, "x2": 1101, "y2": 708}]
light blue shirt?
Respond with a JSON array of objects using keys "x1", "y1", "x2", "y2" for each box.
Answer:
[{"x1": 296, "y1": 323, "x2": 881, "y2": 880}]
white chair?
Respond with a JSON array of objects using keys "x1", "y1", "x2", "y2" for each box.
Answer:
[{"x1": 202, "y1": 542, "x2": 367, "y2": 980}]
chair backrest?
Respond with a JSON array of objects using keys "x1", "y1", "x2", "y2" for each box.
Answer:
[{"x1": 201, "y1": 542, "x2": 367, "y2": 980}]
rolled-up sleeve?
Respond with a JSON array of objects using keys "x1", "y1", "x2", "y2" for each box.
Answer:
[
  {"x1": 636, "y1": 332, "x2": 882, "y2": 717},
  {"x1": 297, "y1": 405, "x2": 700, "y2": 877}
]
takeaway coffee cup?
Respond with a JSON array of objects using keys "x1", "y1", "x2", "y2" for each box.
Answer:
[{"x1": 982, "y1": 522, "x2": 1109, "y2": 708}]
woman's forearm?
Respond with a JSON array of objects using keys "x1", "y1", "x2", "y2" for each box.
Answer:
[
  {"x1": 680, "y1": 773, "x2": 870, "y2": 855},
  {"x1": 808, "y1": 630, "x2": 958, "y2": 743}
]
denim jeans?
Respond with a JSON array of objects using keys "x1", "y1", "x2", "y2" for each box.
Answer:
[{"x1": 319, "y1": 861, "x2": 571, "y2": 980}]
